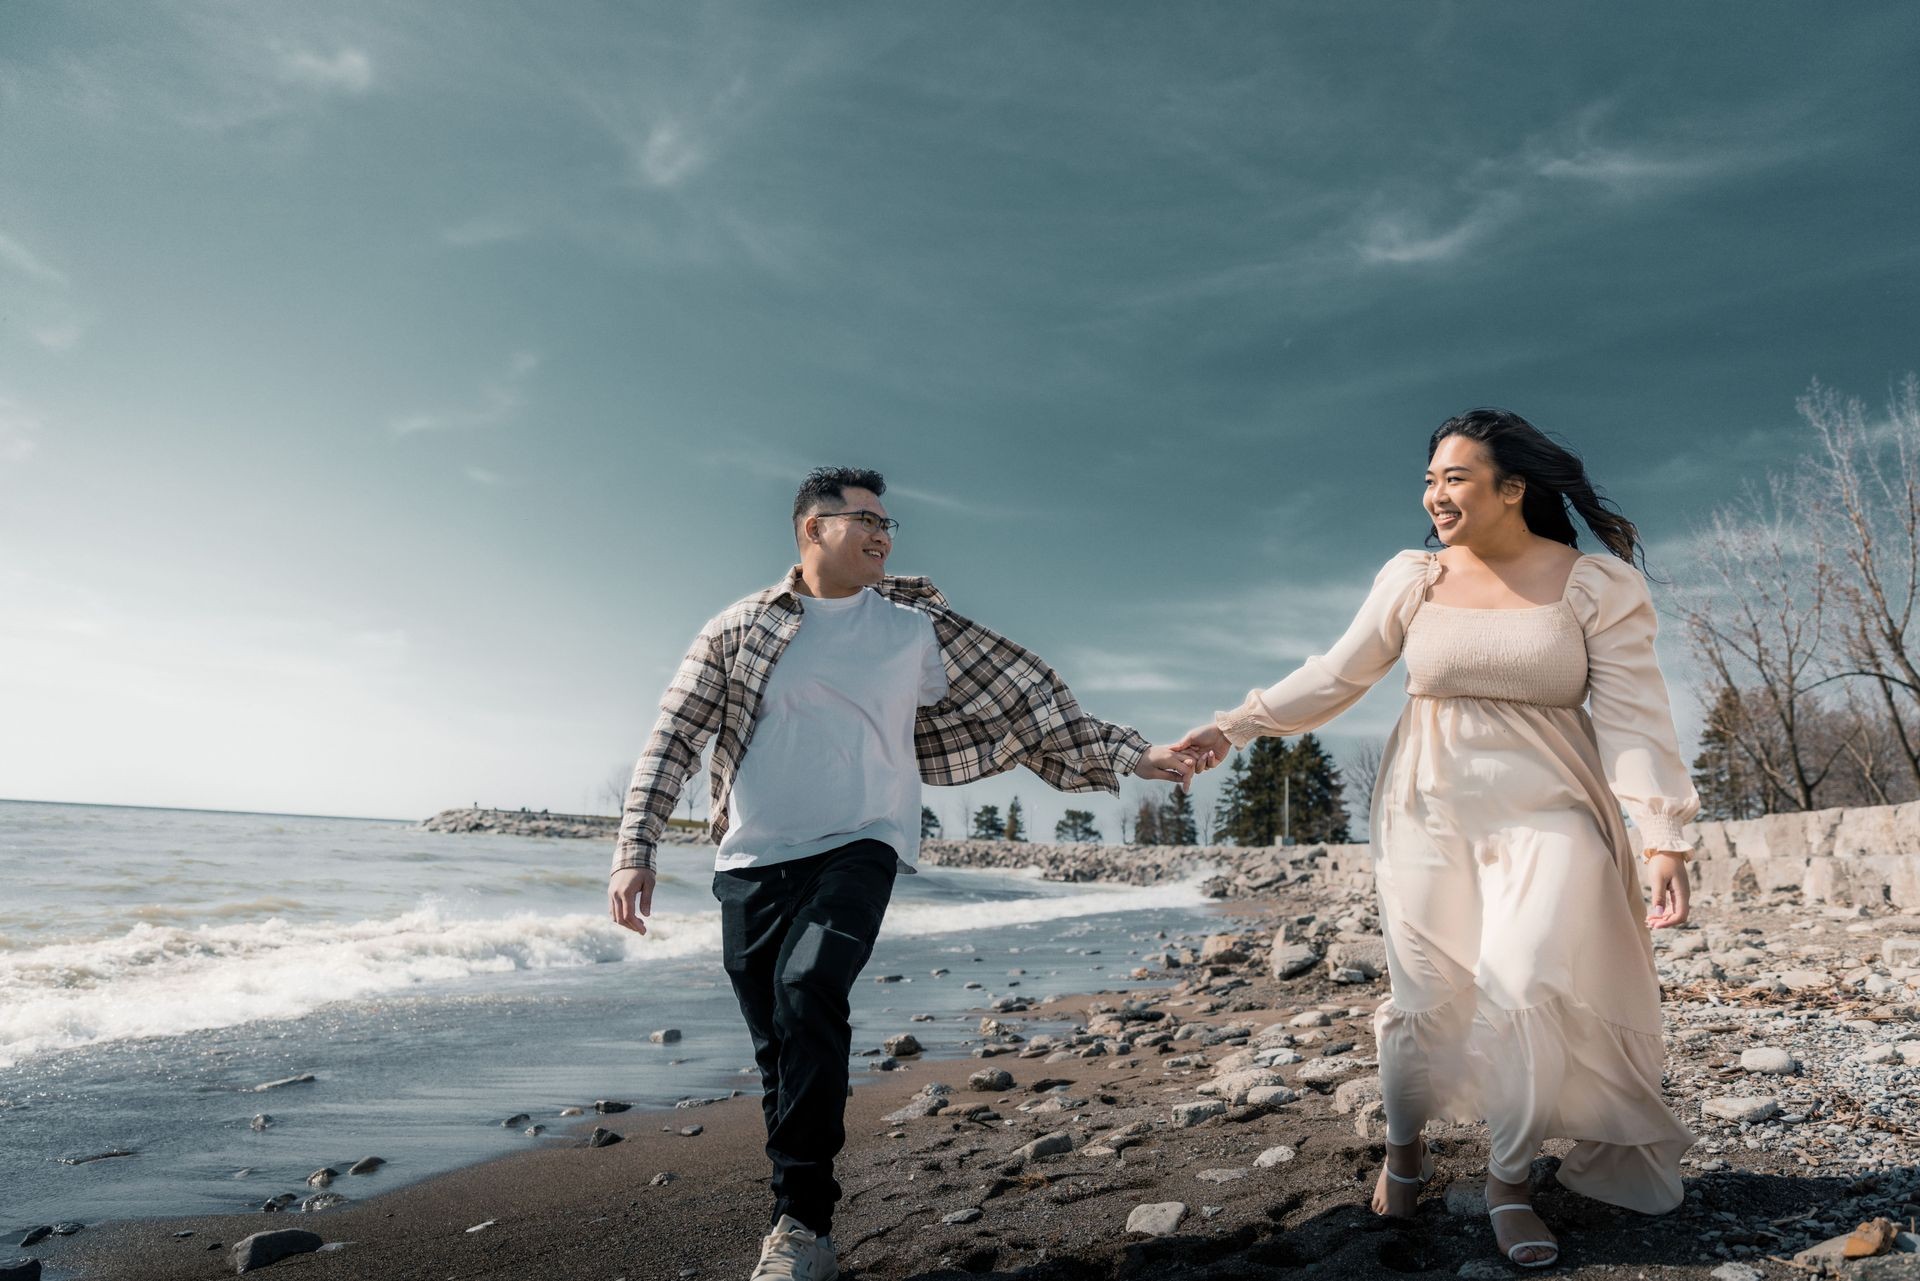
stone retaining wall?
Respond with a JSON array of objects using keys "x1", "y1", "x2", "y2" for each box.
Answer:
[{"x1": 924, "y1": 800, "x2": 1920, "y2": 908}]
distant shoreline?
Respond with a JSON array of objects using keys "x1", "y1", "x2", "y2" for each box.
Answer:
[{"x1": 0, "y1": 796, "x2": 413, "y2": 825}]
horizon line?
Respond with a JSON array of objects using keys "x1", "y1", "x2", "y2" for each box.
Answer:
[{"x1": 0, "y1": 796, "x2": 418, "y2": 825}]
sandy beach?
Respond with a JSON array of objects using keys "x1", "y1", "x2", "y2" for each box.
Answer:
[{"x1": 30, "y1": 875, "x2": 1920, "y2": 1281}]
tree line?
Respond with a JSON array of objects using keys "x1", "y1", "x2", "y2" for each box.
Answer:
[
  {"x1": 1683, "y1": 374, "x2": 1920, "y2": 818},
  {"x1": 921, "y1": 728, "x2": 1356, "y2": 847}
]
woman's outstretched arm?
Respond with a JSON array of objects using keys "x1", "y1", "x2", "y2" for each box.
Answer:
[{"x1": 1176, "y1": 551, "x2": 1430, "y2": 763}]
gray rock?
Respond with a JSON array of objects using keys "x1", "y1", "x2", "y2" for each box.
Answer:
[
  {"x1": 1254, "y1": 1144, "x2": 1296, "y2": 1167},
  {"x1": 968, "y1": 1068, "x2": 1013, "y2": 1092},
  {"x1": 1197, "y1": 1069, "x2": 1286, "y2": 1104},
  {"x1": 1011, "y1": 1132, "x2": 1074, "y2": 1163},
  {"x1": 524, "y1": 1125, "x2": 545, "y2": 1136},
  {"x1": 1329, "y1": 966, "x2": 1370, "y2": 984},
  {"x1": 650, "y1": 1028, "x2": 682, "y2": 1044},
  {"x1": 1709, "y1": 1264, "x2": 1765, "y2": 1281},
  {"x1": 1776, "y1": 968, "x2": 1831, "y2": 991},
  {"x1": 1125, "y1": 1202, "x2": 1188, "y2": 1237},
  {"x1": 1326, "y1": 938, "x2": 1387, "y2": 978},
  {"x1": 1444, "y1": 1179, "x2": 1486, "y2": 1217},
  {"x1": 1196, "y1": 1167, "x2": 1249, "y2": 1183},
  {"x1": 943, "y1": 1207, "x2": 983, "y2": 1225},
  {"x1": 260, "y1": 1193, "x2": 297, "y2": 1212},
  {"x1": 586, "y1": 1127, "x2": 623, "y2": 1148},
  {"x1": 1739, "y1": 1046, "x2": 1798, "y2": 1075},
  {"x1": 679, "y1": 1125, "x2": 703, "y2": 1137},
  {"x1": 298, "y1": 1193, "x2": 346, "y2": 1212},
  {"x1": 249, "y1": 1114, "x2": 272, "y2": 1131},
  {"x1": 1246, "y1": 1085, "x2": 1298, "y2": 1109},
  {"x1": 306, "y1": 1168, "x2": 337, "y2": 1187},
  {"x1": 1287, "y1": 1010, "x2": 1330, "y2": 1028},
  {"x1": 1296, "y1": 1057, "x2": 1360, "y2": 1088},
  {"x1": 883, "y1": 1033, "x2": 922, "y2": 1057},
  {"x1": 229, "y1": 1228, "x2": 323, "y2": 1273},
  {"x1": 1332, "y1": 1074, "x2": 1384, "y2": 1114},
  {"x1": 16, "y1": 1229, "x2": 49, "y2": 1248},
  {"x1": 1457, "y1": 1260, "x2": 1509, "y2": 1280},
  {"x1": 649, "y1": 1171, "x2": 676, "y2": 1186},
  {"x1": 884, "y1": 1093, "x2": 949, "y2": 1123},
  {"x1": 1884, "y1": 937, "x2": 1920, "y2": 967},
  {"x1": 1701, "y1": 1095, "x2": 1779, "y2": 1124},
  {"x1": 1270, "y1": 940, "x2": 1321, "y2": 980},
  {"x1": 347, "y1": 1157, "x2": 384, "y2": 1175},
  {"x1": 558, "y1": 1106, "x2": 585, "y2": 1117},
  {"x1": 593, "y1": 1100, "x2": 631, "y2": 1113},
  {"x1": 502, "y1": 1113, "x2": 531, "y2": 1127},
  {"x1": 1171, "y1": 1100, "x2": 1227, "y2": 1127}
]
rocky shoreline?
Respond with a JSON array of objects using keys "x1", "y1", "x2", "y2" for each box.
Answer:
[{"x1": 36, "y1": 848, "x2": 1920, "y2": 1280}]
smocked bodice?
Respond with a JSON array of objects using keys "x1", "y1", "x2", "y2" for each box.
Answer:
[{"x1": 1403, "y1": 601, "x2": 1589, "y2": 707}]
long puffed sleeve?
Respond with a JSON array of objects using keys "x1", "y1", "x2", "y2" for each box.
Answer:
[
  {"x1": 1567, "y1": 554, "x2": 1701, "y2": 854},
  {"x1": 1213, "y1": 550, "x2": 1432, "y2": 748}
]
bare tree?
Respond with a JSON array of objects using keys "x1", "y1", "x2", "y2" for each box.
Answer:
[
  {"x1": 1342, "y1": 740, "x2": 1384, "y2": 834},
  {"x1": 1677, "y1": 473, "x2": 1849, "y2": 811},
  {"x1": 1805, "y1": 374, "x2": 1920, "y2": 787},
  {"x1": 599, "y1": 764, "x2": 631, "y2": 817}
]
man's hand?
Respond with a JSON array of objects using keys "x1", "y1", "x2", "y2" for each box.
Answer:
[
  {"x1": 1644, "y1": 854, "x2": 1690, "y2": 929},
  {"x1": 609, "y1": 867, "x2": 656, "y2": 935},
  {"x1": 1135, "y1": 743, "x2": 1200, "y2": 790},
  {"x1": 1171, "y1": 724, "x2": 1229, "y2": 773}
]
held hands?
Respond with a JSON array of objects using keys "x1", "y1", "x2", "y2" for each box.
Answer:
[
  {"x1": 1136, "y1": 743, "x2": 1202, "y2": 791},
  {"x1": 1171, "y1": 723, "x2": 1230, "y2": 774},
  {"x1": 1644, "y1": 854, "x2": 1691, "y2": 929},
  {"x1": 609, "y1": 867, "x2": 656, "y2": 935}
]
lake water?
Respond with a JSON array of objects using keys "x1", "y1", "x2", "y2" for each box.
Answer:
[{"x1": 0, "y1": 800, "x2": 1221, "y2": 1232}]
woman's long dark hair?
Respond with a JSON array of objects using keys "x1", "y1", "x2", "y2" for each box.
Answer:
[{"x1": 1426, "y1": 407, "x2": 1645, "y2": 568}]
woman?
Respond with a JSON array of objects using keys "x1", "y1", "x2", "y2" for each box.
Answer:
[{"x1": 1177, "y1": 409, "x2": 1697, "y2": 1269}]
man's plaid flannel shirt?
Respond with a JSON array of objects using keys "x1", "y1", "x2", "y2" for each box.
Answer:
[{"x1": 613, "y1": 567, "x2": 1150, "y2": 873}]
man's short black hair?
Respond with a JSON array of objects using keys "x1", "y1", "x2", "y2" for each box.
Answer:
[{"x1": 793, "y1": 466, "x2": 886, "y2": 526}]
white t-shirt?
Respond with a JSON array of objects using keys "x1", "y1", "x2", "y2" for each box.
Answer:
[{"x1": 715, "y1": 588, "x2": 949, "y2": 873}]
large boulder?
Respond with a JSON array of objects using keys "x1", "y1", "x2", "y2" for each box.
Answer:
[
  {"x1": 1325, "y1": 938, "x2": 1386, "y2": 979},
  {"x1": 1270, "y1": 939, "x2": 1321, "y2": 980},
  {"x1": 230, "y1": 1229, "x2": 323, "y2": 1274}
]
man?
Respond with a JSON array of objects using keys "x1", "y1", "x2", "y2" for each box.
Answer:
[{"x1": 609, "y1": 467, "x2": 1194, "y2": 1281}]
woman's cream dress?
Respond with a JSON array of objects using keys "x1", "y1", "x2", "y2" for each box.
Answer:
[{"x1": 1217, "y1": 550, "x2": 1698, "y2": 1214}]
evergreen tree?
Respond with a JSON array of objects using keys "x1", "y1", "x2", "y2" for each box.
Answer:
[
  {"x1": 920, "y1": 806, "x2": 942, "y2": 840},
  {"x1": 1692, "y1": 684, "x2": 1756, "y2": 820},
  {"x1": 1281, "y1": 732, "x2": 1351, "y2": 844},
  {"x1": 1161, "y1": 786, "x2": 1198, "y2": 845},
  {"x1": 969, "y1": 804, "x2": 1006, "y2": 840},
  {"x1": 1217, "y1": 751, "x2": 1251, "y2": 845},
  {"x1": 1230, "y1": 739, "x2": 1288, "y2": 845},
  {"x1": 1005, "y1": 796, "x2": 1026, "y2": 842},
  {"x1": 1054, "y1": 809, "x2": 1102, "y2": 842},
  {"x1": 1132, "y1": 796, "x2": 1164, "y2": 845}
]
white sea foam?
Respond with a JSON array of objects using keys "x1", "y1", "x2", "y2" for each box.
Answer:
[{"x1": 0, "y1": 876, "x2": 1207, "y2": 1067}]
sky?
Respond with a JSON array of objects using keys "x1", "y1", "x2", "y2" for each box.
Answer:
[{"x1": 2, "y1": 3, "x2": 1917, "y2": 839}]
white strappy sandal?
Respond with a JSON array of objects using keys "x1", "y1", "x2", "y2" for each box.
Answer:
[
  {"x1": 1488, "y1": 1201, "x2": 1560, "y2": 1269},
  {"x1": 1374, "y1": 1139, "x2": 1435, "y2": 1217}
]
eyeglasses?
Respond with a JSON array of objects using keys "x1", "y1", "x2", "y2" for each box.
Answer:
[{"x1": 815, "y1": 509, "x2": 899, "y2": 536}]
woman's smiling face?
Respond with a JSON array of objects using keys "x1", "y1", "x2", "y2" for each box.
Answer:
[{"x1": 1424, "y1": 435, "x2": 1521, "y2": 545}]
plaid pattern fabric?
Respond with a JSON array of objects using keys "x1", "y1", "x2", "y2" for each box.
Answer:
[{"x1": 614, "y1": 567, "x2": 1150, "y2": 873}]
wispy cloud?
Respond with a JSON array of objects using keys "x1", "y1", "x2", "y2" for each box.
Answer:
[
  {"x1": 0, "y1": 229, "x2": 67, "y2": 286},
  {"x1": 1063, "y1": 647, "x2": 1194, "y2": 694},
  {"x1": 464, "y1": 466, "x2": 505, "y2": 487},
  {"x1": 390, "y1": 351, "x2": 540, "y2": 436},
  {"x1": 278, "y1": 46, "x2": 374, "y2": 96},
  {"x1": 0, "y1": 395, "x2": 45, "y2": 469},
  {"x1": 32, "y1": 322, "x2": 86, "y2": 352},
  {"x1": 1357, "y1": 196, "x2": 1519, "y2": 266}
]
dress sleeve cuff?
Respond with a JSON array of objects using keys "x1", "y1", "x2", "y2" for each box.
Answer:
[
  {"x1": 612, "y1": 843, "x2": 657, "y2": 874},
  {"x1": 1633, "y1": 812, "x2": 1693, "y2": 859},
  {"x1": 1214, "y1": 692, "x2": 1271, "y2": 751}
]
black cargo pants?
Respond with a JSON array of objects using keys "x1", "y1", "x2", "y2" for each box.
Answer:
[{"x1": 712, "y1": 838, "x2": 897, "y2": 1236}]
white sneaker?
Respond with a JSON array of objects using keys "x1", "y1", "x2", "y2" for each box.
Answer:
[{"x1": 750, "y1": 1214, "x2": 839, "y2": 1281}]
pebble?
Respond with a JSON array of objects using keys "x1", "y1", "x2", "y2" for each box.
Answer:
[
  {"x1": 586, "y1": 1128, "x2": 623, "y2": 1148},
  {"x1": 1287, "y1": 1010, "x2": 1331, "y2": 1028},
  {"x1": 594, "y1": 1100, "x2": 631, "y2": 1113},
  {"x1": 1740, "y1": 1046, "x2": 1798, "y2": 1074},
  {"x1": 1701, "y1": 1096, "x2": 1780, "y2": 1124},
  {"x1": 1332, "y1": 1074, "x2": 1384, "y2": 1114},
  {"x1": 1125, "y1": 1202, "x2": 1188, "y2": 1237},
  {"x1": 1196, "y1": 1167, "x2": 1249, "y2": 1183},
  {"x1": 502, "y1": 1113, "x2": 531, "y2": 1128},
  {"x1": 1010, "y1": 1132, "x2": 1073, "y2": 1163},
  {"x1": 680, "y1": 1125, "x2": 703, "y2": 1137},
  {"x1": 298, "y1": 1192, "x2": 347, "y2": 1212},
  {"x1": 1710, "y1": 1264, "x2": 1765, "y2": 1281},
  {"x1": 650, "y1": 1029, "x2": 682, "y2": 1044},
  {"x1": 558, "y1": 1106, "x2": 585, "y2": 1117},
  {"x1": 649, "y1": 1172, "x2": 676, "y2": 1186},
  {"x1": 229, "y1": 1228, "x2": 322, "y2": 1273},
  {"x1": 305, "y1": 1167, "x2": 337, "y2": 1187},
  {"x1": 248, "y1": 1114, "x2": 271, "y2": 1132},
  {"x1": 968, "y1": 1068, "x2": 1013, "y2": 1092},
  {"x1": 1171, "y1": 1100, "x2": 1226, "y2": 1127},
  {"x1": 942, "y1": 1207, "x2": 982, "y2": 1225},
  {"x1": 1254, "y1": 1145, "x2": 1296, "y2": 1167}
]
